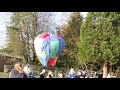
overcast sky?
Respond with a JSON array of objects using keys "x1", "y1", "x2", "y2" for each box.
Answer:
[{"x1": 0, "y1": 12, "x2": 88, "y2": 48}]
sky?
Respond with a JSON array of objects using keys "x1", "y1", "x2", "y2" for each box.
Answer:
[
  {"x1": 0, "y1": 12, "x2": 88, "y2": 48},
  {"x1": 0, "y1": 12, "x2": 11, "y2": 48}
]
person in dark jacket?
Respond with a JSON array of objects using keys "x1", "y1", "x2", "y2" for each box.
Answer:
[{"x1": 9, "y1": 61, "x2": 28, "y2": 78}]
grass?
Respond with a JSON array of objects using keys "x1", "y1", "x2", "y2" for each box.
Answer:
[
  {"x1": 0, "y1": 72, "x2": 9, "y2": 78},
  {"x1": 0, "y1": 72, "x2": 40, "y2": 78}
]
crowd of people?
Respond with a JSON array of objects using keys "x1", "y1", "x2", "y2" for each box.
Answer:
[
  {"x1": 8, "y1": 61, "x2": 116, "y2": 78},
  {"x1": 9, "y1": 61, "x2": 35, "y2": 78}
]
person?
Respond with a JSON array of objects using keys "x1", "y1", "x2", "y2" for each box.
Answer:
[
  {"x1": 82, "y1": 71, "x2": 88, "y2": 78},
  {"x1": 94, "y1": 71, "x2": 97, "y2": 78},
  {"x1": 90, "y1": 73, "x2": 94, "y2": 78},
  {"x1": 107, "y1": 73, "x2": 111, "y2": 78},
  {"x1": 110, "y1": 72, "x2": 116, "y2": 78},
  {"x1": 67, "y1": 68, "x2": 76, "y2": 78},
  {"x1": 97, "y1": 72, "x2": 103, "y2": 78},
  {"x1": 89, "y1": 71, "x2": 95, "y2": 78},
  {"x1": 107, "y1": 72, "x2": 116, "y2": 78},
  {"x1": 23, "y1": 64, "x2": 35, "y2": 78},
  {"x1": 57, "y1": 71, "x2": 65, "y2": 78},
  {"x1": 40, "y1": 69, "x2": 46, "y2": 78},
  {"x1": 46, "y1": 70, "x2": 53, "y2": 78},
  {"x1": 9, "y1": 61, "x2": 28, "y2": 78},
  {"x1": 102, "y1": 63, "x2": 108, "y2": 78},
  {"x1": 77, "y1": 70, "x2": 84, "y2": 78}
]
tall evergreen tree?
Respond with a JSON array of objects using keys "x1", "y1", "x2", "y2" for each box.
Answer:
[
  {"x1": 57, "y1": 12, "x2": 83, "y2": 68},
  {"x1": 78, "y1": 12, "x2": 120, "y2": 71}
]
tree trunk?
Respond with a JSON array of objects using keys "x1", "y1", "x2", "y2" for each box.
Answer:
[{"x1": 84, "y1": 62, "x2": 90, "y2": 77}]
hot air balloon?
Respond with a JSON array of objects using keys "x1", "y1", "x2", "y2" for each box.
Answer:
[{"x1": 34, "y1": 34, "x2": 65, "y2": 67}]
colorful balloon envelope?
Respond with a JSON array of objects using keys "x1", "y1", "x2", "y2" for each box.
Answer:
[{"x1": 34, "y1": 34, "x2": 65, "y2": 67}]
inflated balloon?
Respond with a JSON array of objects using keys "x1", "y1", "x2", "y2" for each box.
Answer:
[{"x1": 34, "y1": 34, "x2": 65, "y2": 67}]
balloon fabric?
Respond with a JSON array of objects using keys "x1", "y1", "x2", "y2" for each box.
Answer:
[{"x1": 34, "y1": 34, "x2": 65, "y2": 67}]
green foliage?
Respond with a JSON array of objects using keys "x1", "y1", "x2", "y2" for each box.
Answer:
[
  {"x1": 5, "y1": 12, "x2": 37, "y2": 63},
  {"x1": 7, "y1": 27, "x2": 26, "y2": 56},
  {"x1": 78, "y1": 12, "x2": 120, "y2": 70},
  {"x1": 0, "y1": 72, "x2": 9, "y2": 78},
  {"x1": 5, "y1": 12, "x2": 55, "y2": 65},
  {"x1": 57, "y1": 12, "x2": 83, "y2": 68}
]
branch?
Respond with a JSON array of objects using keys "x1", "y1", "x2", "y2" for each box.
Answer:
[{"x1": 71, "y1": 53, "x2": 84, "y2": 70}]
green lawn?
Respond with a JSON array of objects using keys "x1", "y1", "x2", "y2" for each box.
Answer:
[
  {"x1": 0, "y1": 72, "x2": 9, "y2": 78},
  {"x1": 0, "y1": 72, "x2": 40, "y2": 78}
]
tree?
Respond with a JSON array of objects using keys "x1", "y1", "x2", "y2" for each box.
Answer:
[
  {"x1": 5, "y1": 12, "x2": 56, "y2": 64},
  {"x1": 6, "y1": 12, "x2": 33, "y2": 63},
  {"x1": 37, "y1": 12, "x2": 57, "y2": 34},
  {"x1": 57, "y1": 12, "x2": 83, "y2": 68},
  {"x1": 78, "y1": 12, "x2": 120, "y2": 71}
]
